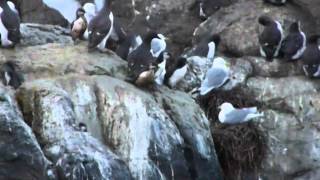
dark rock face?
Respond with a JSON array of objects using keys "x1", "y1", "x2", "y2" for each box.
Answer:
[
  {"x1": 16, "y1": 0, "x2": 69, "y2": 27},
  {"x1": 294, "y1": 0, "x2": 320, "y2": 32},
  {"x1": 0, "y1": 87, "x2": 49, "y2": 180}
]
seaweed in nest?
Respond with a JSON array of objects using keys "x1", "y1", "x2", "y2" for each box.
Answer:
[{"x1": 197, "y1": 86, "x2": 268, "y2": 180}]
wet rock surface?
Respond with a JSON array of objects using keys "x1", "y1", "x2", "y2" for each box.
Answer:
[{"x1": 0, "y1": 87, "x2": 49, "y2": 180}]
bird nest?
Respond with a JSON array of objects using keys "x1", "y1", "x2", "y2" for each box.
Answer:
[{"x1": 198, "y1": 87, "x2": 268, "y2": 180}]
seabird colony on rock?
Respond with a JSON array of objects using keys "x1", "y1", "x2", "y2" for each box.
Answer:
[{"x1": 0, "y1": 0, "x2": 317, "y2": 125}]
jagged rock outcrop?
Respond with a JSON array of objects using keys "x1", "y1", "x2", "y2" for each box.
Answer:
[
  {"x1": 20, "y1": 23, "x2": 72, "y2": 46},
  {"x1": 0, "y1": 87, "x2": 49, "y2": 180},
  {"x1": 0, "y1": 23, "x2": 223, "y2": 179},
  {"x1": 15, "y1": 0, "x2": 69, "y2": 27}
]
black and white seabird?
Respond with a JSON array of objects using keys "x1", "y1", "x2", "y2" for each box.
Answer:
[
  {"x1": 190, "y1": 34, "x2": 220, "y2": 60},
  {"x1": 263, "y1": 0, "x2": 287, "y2": 6},
  {"x1": 164, "y1": 56, "x2": 188, "y2": 88},
  {"x1": 0, "y1": 0, "x2": 20, "y2": 48},
  {"x1": 127, "y1": 32, "x2": 163, "y2": 86},
  {"x1": 258, "y1": 15, "x2": 284, "y2": 62},
  {"x1": 71, "y1": 7, "x2": 87, "y2": 40},
  {"x1": 301, "y1": 35, "x2": 320, "y2": 78},
  {"x1": 0, "y1": 61, "x2": 24, "y2": 89},
  {"x1": 116, "y1": 33, "x2": 142, "y2": 60},
  {"x1": 280, "y1": 21, "x2": 306, "y2": 61},
  {"x1": 154, "y1": 51, "x2": 171, "y2": 85},
  {"x1": 87, "y1": 0, "x2": 114, "y2": 51}
]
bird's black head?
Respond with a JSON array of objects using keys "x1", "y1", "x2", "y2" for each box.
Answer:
[
  {"x1": 289, "y1": 21, "x2": 300, "y2": 33},
  {"x1": 144, "y1": 31, "x2": 161, "y2": 43},
  {"x1": 76, "y1": 7, "x2": 85, "y2": 18},
  {"x1": 176, "y1": 57, "x2": 187, "y2": 68},
  {"x1": 78, "y1": 122, "x2": 88, "y2": 132},
  {"x1": 156, "y1": 51, "x2": 171, "y2": 64},
  {"x1": 307, "y1": 34, "x2": 320, "y2": 44},
  {"x1": 258, "y1": 15, "x2": 273, "y2": 26},
  {"x1": 87, "y1": 18, "x2": 109, "y2": 50},
  {"x1": 209, "y1": 34, "x2": 221, "y2": 46}
]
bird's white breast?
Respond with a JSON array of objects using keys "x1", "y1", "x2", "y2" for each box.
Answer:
[{"x1": 169, "y1": 65, "x2": 188, "y2": 87}]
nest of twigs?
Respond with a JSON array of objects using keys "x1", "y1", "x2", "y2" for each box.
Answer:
[{"x1": 198, "y1": 86, "x2": 268, "y2": 180}]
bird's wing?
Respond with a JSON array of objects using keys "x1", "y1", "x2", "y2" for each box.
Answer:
[
  {"x1": 224, "y1": 108, "x2": 257, "y2": 124},
  {"x1": 281, "y1": 33, "x2": 303, "y2": 56},
  {"x1": 202, "y1": 68, "x2": 229, "y2": 88},
  {"x1": 259, "y1": 27, "x2": 282, "y2": 46}
]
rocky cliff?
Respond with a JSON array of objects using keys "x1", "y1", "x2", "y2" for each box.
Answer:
[{"x1": 2, "y1": 0, "x2": 320, "y2": 180}]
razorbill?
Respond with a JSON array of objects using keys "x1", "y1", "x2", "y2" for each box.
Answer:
[
  {"x1": 71, "y1": 2, "x2": 97, "y2": 41},
  {"x1": 258, "y1": 15, "x2": 283, "y2": 62},
  {"x1": 71, "y1": 7, "x2": 87, "y2": 40},
  {"x1": 154, "y1": 51, "x2": 171, "y2": 85},
  {"x1": 198, "y1": 57, "x2": 230, "y2": 95},
  {"x1": 218, "y1": 102, "x2": 264, "y2": 124},
  {"x1": 0, "y1": 0, "x2": 21, "y2": 48},
  {"x1": 150, "y1": 33, "x2": 167, "y2": 58},
  {"x1": 87, "y1": 0, "x2": 114, "y2": 51},
  {"x1": 127, "y1": 32, "x2": 163, "y2": 86},
  {"x1": 280, "y1": 22, "x2": 306, "y2": 61},
  {"x1": 0, "y1": 61, "x2": 24, "y2": 89},
  {"x1": 263, "y1": 0, "x2": 287, "y2": 5},
  {"x1": 116, "y1": 34, "x2": 142, "y2": 60},
  {"x1": 164, "y1": 57, "x2": 188, "y2": 88},
  {"x1": 191, "y1": 34, "x2": 220, "y2": 60},
  {"x1": 301, "y1": 35, "x2": 320, "y2": 78}
]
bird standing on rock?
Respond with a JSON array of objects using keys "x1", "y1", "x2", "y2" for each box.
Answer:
[
  {"x1": 0, "y1": 61, "x2": 24, "y2": 89},
  {"x1": 258, "y1": 15, "x2": 283, "y2": 62},
  {"x1": 198, "y1": 57, "x2": 230, "y2": 96},
  {"x1": 301, "y1": 35, "x2": 320, "y2": 78},
  {"x1": 154, "y1": 51, "x2": 171, "y2": 86},
  {"x1": 71, "y1": 3, "x2": 97, "y2": 41},
  {"x1": 218, "y1": 102, "x2": 264, "y2": 124},
  {"x1": 71, "y1": 7, "x2": 87, "y2": 41},
  {"x1": 280, "y1": 21, "x2": 306, "y2": 61},
  {"x1": 0, "y1": 0, "x2": 20, "y2": 48},
  {"x1": 116, "y1": 33, "x2": 142, "y2": 60},
  {"x1": 164, "y1": 56, "x2": 188, "y2": 88},
  {"x1": 87, "y1": 0, "x2": 114, "y2": 51},
  {"x1": 127, "y1": 32, "x2": 164, "y2": 86}
]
